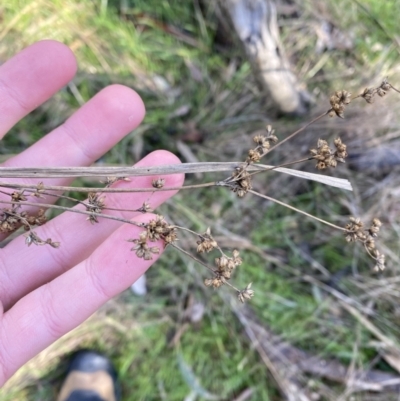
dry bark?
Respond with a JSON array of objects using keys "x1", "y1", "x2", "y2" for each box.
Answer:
[{"x1": 217, "y1": 0, "x2": 309, "y2": 115}]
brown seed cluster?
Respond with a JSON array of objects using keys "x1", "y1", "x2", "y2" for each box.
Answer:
[
  {"x1": 197, "y1": 227, "x2": 218, "y2": 253},
  {"x1": 138, "y1": 201, "x2": 153, "y2": 213},
  {"x1": 195, "y1": 228, "x2": 253, "y2": 302},
  {"x1": 230, "y1": 166, "x2": 252, "y2": 198},
  {"x1": 344, "y1": 217, "x2": 385, "y2": 271},
  {"x1": 310, "y1": 138, "x2": 348, "y2": 170},
  {"x1": 238, "y1": 283, "x2": 255, "y2": 303},
  {"x1": 128, "y1": 231, "x2": 160, "y2": 260},
  {"x1": 0, "y1": 186, "x2": 60, "y2": 248},
  {"x1": 11, "y1": 191, "x2": 27, "y2": 202},
  {"x1": 204, "y1": 249, "x2": 242, "y2": 287},
  {"x1": 128, "y1": 215, "x2": 178, "y2": 261},
  {"x1": 247, "y1": 125, "x2": 278, "y2": 163},
  {"x1": 104, "y1": 176, "x2": 130, "y2": 187},
  {"x1": 361, "y1": 78, "x2": 391, "y2": 104},
  {"x1": 329, "y1": 90, "x2": 352, "y2": 118},
  {"x1": 146, "y1": 215, "x2": 178, "y2": 245},
  {"x1": 0, "y1": 207, "x2": 46, "y2": 233},
  {"x1": 152, "y1": 178, "x2": 165, "y2": 189},
  {"x1": 86, "y1": 192, "x2": 106, "y2": 224}
]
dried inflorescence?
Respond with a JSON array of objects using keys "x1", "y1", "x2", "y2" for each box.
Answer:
[
  {"x1": 104, "y1": 176, "x2": 130, "y2": 187},
  {"x1": 128, "y1": 215, "x2": 178, "y2": 261},
  {"x1": 197, "y1": 227, "x2": 218, "y2": 253},
  {"x1": 22, "y1": 208, "x2": 47, "y2": 229},
  {"x1": 344, "y1": 217, "x2": 385, "y2": 271},
  {"x1": 204, "y1": 249, "x2": 243, "y2": 284},
  {"x1": 86, "y1": 192, "x2": 106, "y2": 224},
  {"x1": 138, "y1": 201, "x2": 153, "y2": 213},
  {"x1": 0, "y1": 186, "x2": 58, "y2": 248},
  {"x1": 203, "y1": 250, "x2": 254, "y2": 303},
  {"x1": 0, "y1": 208, "x2": 20, "y2": 233},
  {"x1": 152, "y1": 178, "x2": 165, "y2": 189},
  {"x1": 310, "y1": 138, "x2": 348, "y2": 170},
  {"x1": 329, "y1": 90, "x2": 351, "y2": 118},
  {"x1": 0, "y1": 207, "x2": 47, "y2": 233},
  {"x1": 32, "y1": 182, "x2": 45, "y2": 198},
  {"x1": 128, "y1": 231, "x2": 160, "y2": 260},
  {"x1": 238, "y1": 283, "x2": 254, "y2": 303},
  {"x1": 146, "y1": 215, "x2": 178, "y2": 245},
  {"x1": 11, "y1": 191, "x2": 27, "y2": 202},
  {"x1": 361, "y1": 78, "x2": 391, "y2": 104},
  {"x1": 247, "y1": 125, "x2": 278, "y2": 163},
  {"x1": 230, "y1": 166, "x2": 252, "y2": 198},
  {"x1": 25, "y1": 231, "x2": 60, "y2": 248}
]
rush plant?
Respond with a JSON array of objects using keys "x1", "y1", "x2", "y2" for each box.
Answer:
[{"x1": 0, "y1": 79, "x2": 396, "y2": 302}]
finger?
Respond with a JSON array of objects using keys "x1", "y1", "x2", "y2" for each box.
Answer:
[
  {"x1": 0, "y1": 84, "x2": 146, "y2": 240},
  {"x1": 0, "y1": 150, "x2": 184, "y2": 310},
  {"x1": 0, "y1": 212, "x2": 171, "y2": 386},
  {"x1": 2, "y1": 84, "x2": 145, "y2": 169},
  {"x1": 0, "y1": 40, "x2": 77, "y2": 137}
]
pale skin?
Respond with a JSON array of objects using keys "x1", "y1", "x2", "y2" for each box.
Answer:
[{"x1": 0, "y1": 40, "x2": 184, "y2": 386}]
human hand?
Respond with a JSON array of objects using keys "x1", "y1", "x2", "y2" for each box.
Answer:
[{"x1": 0, "y1": 40, "x2": 183, "y2": 386}]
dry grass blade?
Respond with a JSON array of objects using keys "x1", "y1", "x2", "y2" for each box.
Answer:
[
  {"x1": 0, "y1": 163, "x2": 353, "y2": 190},
  {"x1": 340, "y1": 301, "x2": 400, "y2": 375}
]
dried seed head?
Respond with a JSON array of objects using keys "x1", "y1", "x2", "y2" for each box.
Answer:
[
  {"x1": 232, "y1": 249, "x2": 242, "y2": 266},
  {"x1": 253, "y1": 135, "x2": 270, "y2": 151},
  {"x1": 197, "y1": 228, "x2": 218, "y2": 253},
  {"x1": 377, "y1": 88, "x2": 386, "y2": 97},
  {"x1": 373, "y1": 251, "x2": 385, "y2": 272},
  {"x1": 380, "y1": 78, "x2": 391, "y2": 91},
  {"x1": 146, "y1": 215, "x2": 178, "y2": 246},
  {"x1": 361, "y1": 88, "x2": 375, "y2": 104},
  {"x1": 344, "y1": 216, "x2": 385, "y2": 271},
  {"x1": 32, "y1": 182, "x2": 45, "y2": 198},
  {"x1": 310, "y1": 138, "x2": 347, "y2": 170},
  {"x1": 152, "y1": 178, "x2": 165, "y2": 189},
  {"x1": 24, "y1": 231, "x2": 59, "y2": 248},
  {"x1": 372, "y1": 218, "x2": 382, "y2": 227},
  {"x1": 86, "y1": 192, "x2": 106, "y2": 224},
  {"x1": 247, "y1": 149, "x2": 261, "y2": 163},
  {"x1": 128, "y1": 230, "x2": 160, "y2": 260},
  {"x1": 231, "y1": 166, "x2": 252, "y2": 197},
  {"x1": 238, "y1": 283, "x2": 254, "y2": 303},
  {"x1": 329, "y1": 90, "x2": 351, "y2": 118},
  {"x1": 11, "y1": 191, "x2": 27, "y2": 202},
  {"x1": 204, "y1": 275, "x2": 224, "y2": 288},
  {"x1": 138, "y1": 201, "x2": 153, "y2": 213},
  {"x1": 104, "y1": 176, "x2": 130, "y2": 187}
]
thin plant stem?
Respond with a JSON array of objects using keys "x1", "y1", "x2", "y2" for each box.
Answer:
[
  {"x1": 0, "y1": 181, "x2": 215, "y2": 193},
  {"x1": 170, "y1": 243, "x2": 215, "y2": 273},
  {"x1": 246, "y1": 157, "x2": 313, "y2": 179},
  {"x1": 0, "y1": 199, "x2": 145, "y2": 228},
  {"x1": 265, "y1": 111, "x2": 329, "y2": 155},
  {"x1": 248, "y1": 189, "x2": 346, "y2": 231}
]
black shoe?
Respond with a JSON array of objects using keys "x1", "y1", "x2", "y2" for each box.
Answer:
[{"x1": 57, "y1": 350, "x2": 121, "y2": 401}]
